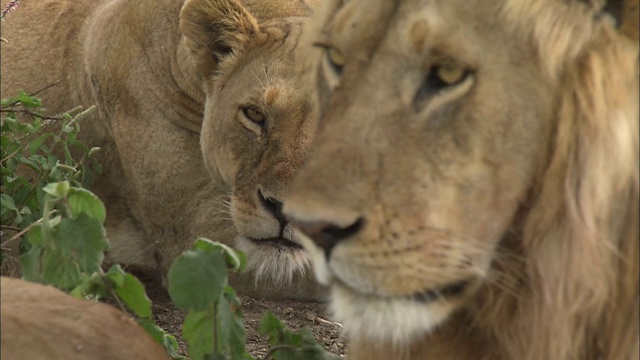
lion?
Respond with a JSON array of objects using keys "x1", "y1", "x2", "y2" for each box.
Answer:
[
  {"x1": 282, "y1": 0, "x2": 639, "y2": 358},
  {"x1": 1, "y1": 0, "x2": 326, "y2": 300},
  {"x1": 1, "y1": 276, "x2": 168, "y2": 359}
]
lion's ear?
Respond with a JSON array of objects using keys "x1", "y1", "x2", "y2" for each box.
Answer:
[
  {"x1": 603, "y1": 0, "x2": 638, "y2": 40},
  {"x1": 180, "y1": 0, "x2": 259, "y2": 77},
  {"x1": 618, "y1": 0, "x2": 638, "y2": 40}
]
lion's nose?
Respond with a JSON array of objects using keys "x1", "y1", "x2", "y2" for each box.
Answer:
[
  {"x1": 292, "y1": 218, "x2": 364, "y2": 257},
  {"x1": 258, "y1": 189, "x2": 287, "y2": 230}
]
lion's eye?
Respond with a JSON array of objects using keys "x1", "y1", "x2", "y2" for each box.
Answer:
[
  {"x1": 241, "y1": 105, "x2": 266, "y2": 125},
  {"x1": 415, "y1": 63, "x2": 471, "y2": 104},
  {"x1": 326, "y1": 47, "x2": 344, "y2": 74},
  {"x1": 434, "y1": 64, "x2": 466, "y2": 85},
  {"x1": 427, "y1": 63, "x2": 469, "y2": 90}
]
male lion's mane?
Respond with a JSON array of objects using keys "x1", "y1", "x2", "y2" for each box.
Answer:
[
  {"x1": 309, "y1": 0, "x2": 639, "y2": 358},
  {"x1": 468, "y1": 2, "x2": 639, "y2": 359}
]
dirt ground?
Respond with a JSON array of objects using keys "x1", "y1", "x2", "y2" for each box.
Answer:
[{"x1": 140, "y1": 272, "x2": 347, "y2": 359}]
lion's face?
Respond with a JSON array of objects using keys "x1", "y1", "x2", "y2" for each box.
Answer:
[
  {"x1": 199, "y1": 19, "x2": 317, "y2": 285},
  {"x1": 284, "y1": 0, "x2": 562, "y2": 342}
]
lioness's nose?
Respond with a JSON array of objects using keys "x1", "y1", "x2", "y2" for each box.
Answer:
[{"x1": 292, "y1": 218, "x2": 364, "y2": 257}]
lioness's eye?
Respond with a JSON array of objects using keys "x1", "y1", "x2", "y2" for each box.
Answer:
[
  {"x1": 241, "y1": 105, "x2": 266, "y2": 124},
  {"x1": 326, "y1": 47, "x2": 344, "y2": 74}
]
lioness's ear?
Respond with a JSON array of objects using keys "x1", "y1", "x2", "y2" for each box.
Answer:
[{"x1": 180, "y1": 0, "x2": 259, "y2": 77}]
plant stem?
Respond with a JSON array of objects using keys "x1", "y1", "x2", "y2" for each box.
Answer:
[
  {"x1": 0, "y1": 211, "x2": 55, "y2": 250},
  {"x1": 261, "y1": 345, "x2": 298, "y2": 360},
  {"x1": 0, "y1": 109, "x2": 64, "y2": 121},
  {"x1": 106, "y1": 275, "x2": 129, "y2": 314},
  {"x1": 0, "y1": 225, "x2": 21, "y2": 232},
  {"x1": 1, "y1": 148, "x2": 20, "y2": 163}
]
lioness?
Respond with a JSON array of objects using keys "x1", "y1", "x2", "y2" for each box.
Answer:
[
  {"x1": 1, "y1": 0, "x2": 325, "y2": 300},
  {"x1": 1, "y1": 277, "x2": 167, "y2": 359},
  {"x1": 284, "y1": 0, "x2": 639, "y2": 358}
]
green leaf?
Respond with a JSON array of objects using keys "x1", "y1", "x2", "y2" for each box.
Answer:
[
  {"x1": 164, "y1": 335, "x2": 185, "y2": 360},
  {"x1": 114, "y1": 273, "x2": 152, "y2": 319},
  {"x1": 217, "y1": 286, "x2": 250, "y2": 358},
  {"x1": 259, "y1": 312, "x2": 342, "y2": 360},
  {"x1": 259, "y1": 311, "x2": 285, "y2": 338},
  {"x1": 17, "y1": 156, "x2": 41, "y2": 174},
  {"x1": 0, "y1": 193, "x2": 22, "y2": 224},
  {"x1": 1, "y1": 194, "x2": 18, "y2": 211},
  {"x1": 67, "y1": 187, "x2": 106, "y2": 223},
  {"x1": 192, "y1": 238, "x2": 247, "y2": 272},
  {"x1": 52, "y1": 213, "x2": 108, "y2": 273},
  {"x1": 30, "y1": 155, "x2": 50, "y2": 171},
  {"x1": 42, "y1": 181, "x2": 70, "y2": 200},
  {"x1": 137, "y1": 319, "x2": 186, "y2": 359},
  {"x1": 69, "y1": 273, "x2": 107, "y2": 299},
  {"x1": 28, "y1": 133, "x2": 54, "y2": 154},
  {"x1": 105, "y1": 264, "x2": 126, "y2": 287},
  {"x1": 137, "y1": 319, "x2": 165, "y2": 344},
  {"x1": 182, "y1": 310, "x2": 215, "y2": 360},
  {"x1": 19, "y1": 237, "x2": 32, "y2": 254},
  {"x1": 41, "y1": 248, "x2": 83, "y2": 289},
  {"x1": 235, "y1": 251, "x2": 248, "y2": 273},
  {"x1": 14, "y1": 91, "x2": 42, "y2": 108},
  {"x1": 19, "y1": 246, "x2": 43, "y2": 283},
  {"x1": 192, "y1": 237, "x2": 219, "y2": 253},
  {"x1": 168, "y1": 250, "x2": 227, "y2": 311},
  {"x1": 26, "y1": 224, "x2": 44, "y2": 246}
]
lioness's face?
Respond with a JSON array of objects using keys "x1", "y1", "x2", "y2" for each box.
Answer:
[
  {"x1": 200, "y1": 22, "x2": 316, "y2": 285},
  {"x1": 284, "y1": 0, "x2": 557, "y2": 342}
]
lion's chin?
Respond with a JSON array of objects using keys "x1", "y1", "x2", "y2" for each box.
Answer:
[
  {"x1": 235, "y1": 236, "x2": 311, "y2": 286},
  {"x1": 329, "y1": 282, "x2": 458, "y2": 345}
]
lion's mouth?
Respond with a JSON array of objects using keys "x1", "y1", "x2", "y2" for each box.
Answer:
[
  {"x1": 248, "y1": 237, "x2": 305, "y2": 250},
  {"x1": 411, "y1": 280, "x2": 470, "y2": 303},
  {"x1": 334, "y1": 277, "x2": 471, "y2": 304}
]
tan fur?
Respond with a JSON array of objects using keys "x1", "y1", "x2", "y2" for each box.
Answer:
[
  {"x1": 284, "y1": 0, "x2": 639, "y2": 358},
  {"x1": 0, "y1": 277, "x2": 167, "y2": 359},
  {"x1": 1, "y1": 0, "x2": 325, "y2": 300}
]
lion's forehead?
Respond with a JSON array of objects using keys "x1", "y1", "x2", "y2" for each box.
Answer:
[
  {"x1": 325, "y1": 0, "x2": 470, "y2": 43},
  {"x1": 321, "y1": 0, "x2": 601, "y2": 78}
]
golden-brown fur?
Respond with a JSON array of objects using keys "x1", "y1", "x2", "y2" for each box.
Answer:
[
  {"x1": 284, "y1": 0, "x2": 639, "y2": 358},
  {"x1": 620, "y1": 0, "x2": 639, "y2": 41},
  {"x1": 0, "y1": 277, "x2": 167, "y2": 359},
  {"x1": 1, "y1": 0, "x2": 325, "y2": 300}
]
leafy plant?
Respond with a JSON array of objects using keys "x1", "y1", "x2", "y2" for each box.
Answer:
[
  {"x1": 1, "y1": 90, "x2": 100, "y2": 243},
  {"x1": 260, "y1": 312, "x2": 342, "y2": 360},
  {"x1": 168, "y1": 238, "x2": 341, "y2": 360},
  {"x1": 17, "y1": 180, "x2": 183, "y2": 359},
  {"x1": 168, "y1": 238, "x2": 253, "y2": 360}
]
